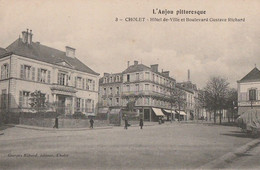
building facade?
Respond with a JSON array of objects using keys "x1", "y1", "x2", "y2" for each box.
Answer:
[
  {"x1": 237, "y1": 67, "x2": 260, "y2": 115},
  {"x1": 99, "y1": 61, "x2": 176, "y2": 121},
  {"x1": 0, "y1": 30, "x2": 99, "y2": 116}
]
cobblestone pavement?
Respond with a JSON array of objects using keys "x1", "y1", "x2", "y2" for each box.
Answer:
[{"x1": 0, "y1": 122, "x2": 254, "y2": 169}]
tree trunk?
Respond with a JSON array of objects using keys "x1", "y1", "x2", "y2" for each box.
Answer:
[
  {"x1": 214, "y1": 110, "x2": 216, "y2": 124},
  {"x1": 219, "y1": 110, "x2": 222, "y2": 125}
]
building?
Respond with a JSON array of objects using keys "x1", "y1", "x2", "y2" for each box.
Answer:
[
  {"x1": 177, "y1": 70, "x2": 199, "y2": 120},
  {"x1": 0, "y1": 30, "x2": 99, "y2": 116},
  {"x1": 237, "y1": 67, "x2": 260, "y2": 115},
  {"x1": 99, "y1": 61, "x2": 176, "y2": 121}
]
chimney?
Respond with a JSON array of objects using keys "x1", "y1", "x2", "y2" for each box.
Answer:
[
  {"x1": 188, "y1": 69, "x2": 190, "y2": 81},
  {"x1": 66, "y1": 46, "x2": 76, "y2": 58},
  {"x1": 162, "y1": 71, "x2": 170, "y2": 77},
  {"x1": 150, "y1": 64, "x2": 158, "y2": 72},
  {"x1": 134, "y1": 60, "x2": 138, "y2": 65},
  {"x1": 127, "y1": 61, "x2": 130, "y2": 68},
  {"x1": 28, "y1": 30, "x2": 33, "y2": 45}
]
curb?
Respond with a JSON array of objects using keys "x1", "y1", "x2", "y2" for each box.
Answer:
[
  {"x1": 7, "y1": 124, "x2": 113, "y2": 132},
  {"x1": 199, "y1": 138, "x2": 260, "y2": 169}
]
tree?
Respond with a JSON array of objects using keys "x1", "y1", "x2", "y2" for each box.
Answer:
[
  {"x1": 29, "y1": 90, "x2": 48, "y2": 112},
  {"x1": 224, "y1": 88, "x2": 238, "y2": 123},
  {"x1": 169, "y1": 85, "x2": 186, "y2": 121},
  {"x1": 204, "y1": 76, "x2": 229, "y2": 124}
]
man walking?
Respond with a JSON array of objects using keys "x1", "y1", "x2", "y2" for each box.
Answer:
[
  {"x1": 124, "y1": 117, "x2": 128, "y2": 130},
  {"x1": 90, "y1": 118, "x2": 94, "y2": 129},
  {"x1": 139, "y1": 118, "x2": 143, "y2": 129}
]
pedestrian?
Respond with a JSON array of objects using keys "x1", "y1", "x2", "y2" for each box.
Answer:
[
  {"x1": 124, "y1": 118, "x2": 128, "y2": 130},
  {"x1": 139, "y1": 118, "x2": 143, "y2": 129},
  {"x1": 53, "y1": 117, "x2": 58, "y2": 129},
  {"x1": 90, "y1": 118, "x2": 94, "y2": 129}
]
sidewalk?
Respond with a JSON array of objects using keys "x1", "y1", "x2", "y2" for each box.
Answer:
[
  {"x1": 6, "y1": 124, "x2": 113, "y2": 131},
  {"x1": 200, "y1": 138, "x2": 260, "y2": 169}
]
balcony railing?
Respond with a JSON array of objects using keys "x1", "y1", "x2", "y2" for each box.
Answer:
[{"x1": 50, "y1": 84, "x2": 77, "y2": 93}]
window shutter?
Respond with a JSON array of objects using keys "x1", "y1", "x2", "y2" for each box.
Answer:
[
  {"x1": 20, "y1": 65, "x2": 24, "y2": 79},
  {"x1": 32, "y1": 67, "x2": 35, "y2": 81},
  {"x1": 82, "y1": 78, "x2": 85, "y2": 89},
  {"x1": 37, "y1": 68, "x2": 41, "y2": 82},
  {"x1": 1, "y1": 65, "x2": 4, "y2": 79},
  {"x1": 92, "y1": 100, "x2": 94, "y2": 112},
  {"x1": 75, "y1": 77, "x2": 77, "y2": 88},
  {"x1": 93, "y1": 80, "x2": 95, "y2": 91},
  {"x1": 57, "y1": 73, "x2": 60, "y2": 84},
  {"x1": 19, "y1": 91, "x2": 23, "y2": 108},
  {"x1": 82, "y1": 99, "x2": 84, "y2": 112},
  {"x1": 47, "y1": 70, "x2": 51, "y2": 84},
  {"x1": 85, "y1": 99, "x2": 88, "y2": 112}
]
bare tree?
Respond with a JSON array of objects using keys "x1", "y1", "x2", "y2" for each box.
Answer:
[
  {"x1": 29, "y1": 90, "x2": 48, "y2": 113},
  {"x1": 169, "y1": 85, "x2": 186, "y2": 121},
  {"x1": 204, "y1": 76, "x2": 229, "y2": 124}
]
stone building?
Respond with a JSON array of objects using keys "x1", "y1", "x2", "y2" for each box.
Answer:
[
  {"x1": 0, "y1": 30, "x2": 99, "y2": 116},
  {"x1": 237, "y1": 67, "x2": 260, "y2": 115},
  {"x1": 99, "y1": 61, "x2": 176, "y2": 121}
]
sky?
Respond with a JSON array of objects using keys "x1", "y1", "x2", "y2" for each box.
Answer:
[{"x1": 0, "y1": 0, "x2": 259, "y2": 88}]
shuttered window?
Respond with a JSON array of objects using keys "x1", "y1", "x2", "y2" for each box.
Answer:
[
  {"x1": 47, "y1": 70, "x2": 51, "y2": 84},
  {"x1": 20, "y1": 65, "x2": 24, "y2": 79},
  {"x1": 82, "y1": 78, "x2": 85, "y2": 89},
  {"x1": 75, "y1": 77, "x2": 77, "y2": 88},
  {"x1": 1, "y1": 65, "x2": 4, "y2": 79},
  {"x1": 32, "y1": 67, "x2": 35, "y2": 81},
  {"x1": 19, "y1": 91, "x2": 23, "y2": 107},
  {"x1": 37, "y1": 68, "x2": 41, "y2": 82}
]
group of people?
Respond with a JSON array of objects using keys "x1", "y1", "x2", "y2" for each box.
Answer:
[{"x1": 124, "y1": 118, "x2": 143, "y2": 130}]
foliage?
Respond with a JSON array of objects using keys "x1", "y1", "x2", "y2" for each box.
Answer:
[
  {"x1": 203, "y1": 76, "x2": 230, "y2": 123},
  {"x1": 29, "y1": 90, "x2": 49, "y2": 112}
]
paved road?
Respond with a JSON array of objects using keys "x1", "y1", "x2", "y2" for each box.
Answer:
[{"x1": 0, "y1": 122, "x2": 254, "y2": 169}]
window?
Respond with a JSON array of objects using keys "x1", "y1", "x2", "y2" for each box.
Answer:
[
  {"x1": 145, "y1": 72, "x2": 150, "y2": 80},
  {"x1": 87, "y1": 79, "x2": 92, "y2": 90},
  {"x1": 24, "y1": 65, "x2": 31, "y2": 80},
  {"x1": 85, "y1": 99, "x2": 93, "y2": 112},
  {"x1": 77, "y1": 77, "x2": 82, "y2": 88},
  {"x1": 38, "y1": 68, "x2": 47, "y2": 83},
  {"x1": 76, "y1": 98, "x2": 81, "y2": 111},
  {"x1": 57, "y1": 72, "x2": 68, "y2": 86},
  {"x1": 152, "y1": 85, "x2": 155, "y2": 91},
  {"x1": 136, "y1": 73, "x2": 140, "y2": 81},
  {"x1": 156, "y1": 75, "x2": 159, "y2": 83},
  {"x1": 127, "y1": 85, "x2": 130, "y2": 92},
  {"x1": 152, "y1": 74, "x2": 155, "y2": 81},
  {"x1": 116, "y1": 76, "x2": 120, "y2": 82},
  {"x1": 104, "y1": 88, "x2": 107, "y2": 95},
  {"x1": 19, "y1": 91, "x2": 30, "y2": 108},
  {"x1": 127, "y1": 74, "x2": 130, "y2": 82},
  {"x1": 109, "y1": 98, "x2": 112, "y2": 106},
  {"x1": 1, "y1": 63, "x2": 9, "y2": 79},
  {"x1": 116, "y1": 87, "x2": 120, "y2": 95},
  {"x1": 116, "y1": 98, "x2": 119, "y2": 105},
  {"x1": 110, "y1": 77, "x2": 113, "y2": 83},
  {"x1": 1, "y1": 89, "x2": 7, "y2": 109},
  {"x1": 145, "y1": 84, "x2": 149, "y2": 91},
  {"x1": 136, "y1": 84, "x2": 139, "y2": 92},
  {"x1": 110, "y1": 87, "x2": 113, "y2": 95},
  {"x1": 249, "y1": 89, "x2": 257, "y2": 101}
]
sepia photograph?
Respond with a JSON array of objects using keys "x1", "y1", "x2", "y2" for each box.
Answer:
[{"x1": 0, "y1": 0, "x2": 260, "y2": 169}]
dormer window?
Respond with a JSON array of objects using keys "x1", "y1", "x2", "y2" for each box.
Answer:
[{"x1": 66, "y1": 46, "x2": 76, "y2": 58}]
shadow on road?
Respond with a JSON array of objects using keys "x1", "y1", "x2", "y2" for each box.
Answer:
[
  {"x1": 0, "y1": 124, "x2": 15, "y2": 131},
  {"x1": 221, "y1": 132, "x2": 255, "y2": 139}
]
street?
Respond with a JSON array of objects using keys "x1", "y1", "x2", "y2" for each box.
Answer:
[{"x1": 0, "y1": 122, "x2": 256, "y2": 169}]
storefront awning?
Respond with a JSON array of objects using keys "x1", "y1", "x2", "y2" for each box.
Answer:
[
  {"x1": 175, "y1": 110, "x2": 187, "y2": 116},
  {"x1": 152, "y1": 108, "x2": 165, "y2": 116},
  {"x1": 98, "y1": 108, "x2": 109, "y2": 114},
  {"x1": 163, "y1": 109, "x2": 175, "y2": 114},
  {"x1": 110, "y1": 109, "x2": 121, "y2": 114}
]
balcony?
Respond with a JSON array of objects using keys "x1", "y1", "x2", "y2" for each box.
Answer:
[
  {"x1": 238, "y1": 100, "x2": 260, "y2": 107},
  {"x1": 50, "y1": 84, "x2": 77, "y2": 94}
]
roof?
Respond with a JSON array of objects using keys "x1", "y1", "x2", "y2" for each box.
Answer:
[
  {"x1": 0, "y1": 47, "x2": 7, "y2": 55},
  {"x1": 122, "y1": 63, "x2": 175, "y2": 81},
  {"x1": 239, "y1": 67, "x2": 260, "y2": 83},
  {"x1": 5, "y1": 39, "x2": 99, "y2": 75},
  {"x1": 122, "y1": 64, "x2": 150, "y2": 74}
]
